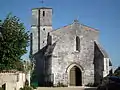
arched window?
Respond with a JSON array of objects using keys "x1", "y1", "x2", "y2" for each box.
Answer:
[
  {"x1": 47, "y1": 32, "x2": 52, "y2": 45},
  {"x1": 76, "y1": 36, "x2": 80, "y2": 51},
  {"x1": 43, "y1": 28, "x2": 45, "y2": 31},
  {"x1": 43, "y1": 11, "x2": 45, "y2": 16}
]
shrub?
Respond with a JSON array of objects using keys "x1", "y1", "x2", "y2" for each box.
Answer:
[
  {"x1": 44, "y1": 81, "x2": 53, "y2": 87},
  {"x1": 57, "y1": 82, "x2": 67, "y2": 87},
  {"x1": 19, "y1": 86, "x2": 33, "y2": 90},
  {"x1": 85, "y1": 83, "x2": 98, "y2": 87},
  {"x1": 25, "y1": 79, "x2": 29, "y2": 86},
  {"x1": 31, "y1": 83, "x2": 37, "y2": 89},
  {"x1": 31, "y1": 82, "x2": 38, "y2": 89},
  {"x1": 0, "y1": 87, "x2": 3, "y2": 90}
]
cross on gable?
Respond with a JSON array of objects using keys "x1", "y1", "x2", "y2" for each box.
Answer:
[
  {"x1": 39, "y1": 0, "x2": 45, "y2": 6},
  {"x1": 39, "y1": 0, "x2": 44, "y2": 5},
  {"x1": 40, "y1": 0, "x2": 44, "y2": 4}
]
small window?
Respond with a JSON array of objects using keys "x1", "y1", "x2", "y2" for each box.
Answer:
[
  {"x1": 76, "y1": 36, "x2": 80, "y2": 51},
  {"x1": 47, "y1": 32, "x2": 52, "y2": 45},
  {"x1": 43, "y1": 41, "x2": 44, "y2": 43},
  {"x1": 17, "y1": 74, "x2": 19, "y2": 82},
  {"x1": 43, "y1": 28, "x2": 45, "y2": 31},
  {"x1": 43, "y1": 11, "x2": 45, "y2": 16}
]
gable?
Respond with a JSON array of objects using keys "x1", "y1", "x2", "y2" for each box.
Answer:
[{"x1": 50, "y1": 20, "x2": 99, "y2": 42}]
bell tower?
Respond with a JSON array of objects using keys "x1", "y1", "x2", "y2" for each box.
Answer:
[{"x1": 31, "y1": 7, "x2": 53, "y2": 54}]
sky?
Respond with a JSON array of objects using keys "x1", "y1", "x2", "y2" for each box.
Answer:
[{"x1": 0, "y1": 0, "x2": 120, "y2": 67}]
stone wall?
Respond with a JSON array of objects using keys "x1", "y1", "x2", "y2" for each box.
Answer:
[
  {"x1": 51, "y1": 21, "x2": 99, "y2": 86},
  {"x1": 103, "y1": 58, "x2": 110, "y2": 77},
  {"x1": 0, "y1": 71, "x2": 26, "y2": 90},
  {"x1": 94, "y1": 42, "x2": 104, "y2": 84},
  {"x1": 31, "y1": 7, "x2": 111, "y2": 86}
]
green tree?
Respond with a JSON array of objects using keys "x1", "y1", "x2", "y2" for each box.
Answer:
[
  {"x1": 0, "y1": 14, "x2": 29, "y2": 71},
  {"x1": 23, "y1": 60, "x2": 33, "y2": 73},
  {"x1": 113, "y1": 66, "x2": 120, "y2": 76}
]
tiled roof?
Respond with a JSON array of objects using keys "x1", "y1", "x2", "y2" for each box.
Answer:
[{"x1": 51, "y1": 20, "x2": 99, "y2": 33}]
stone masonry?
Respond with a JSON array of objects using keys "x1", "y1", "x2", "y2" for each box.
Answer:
[
  {"x1": 0, "y1": 70, "x2": 26, "y2": 90},
  {"x1": 31, "y1": 7, "x2": 112, "y2": 86}
]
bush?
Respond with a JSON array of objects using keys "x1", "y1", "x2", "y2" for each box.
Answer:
[
  {"x1": 25, "y1": 79, "x2": 29, "y2": 86},
  {"x1": 44, "y1": 81, "x2": 53, "y2": 87},
  {"x1": 31, "y1": 82, "x2": 38, "y2": 89},
  {"x1": 57, "y1": 82, "x2": 67, "y2": 87},
  {"x1": 19, "y1": 86, "x2": 33, "y2": 90},
  {"x1": 85, "y1": 83, "x2": 98, "y2": 87},
  {"x1": 0, "y1": 87, "x2": 3, "y2": 90}
]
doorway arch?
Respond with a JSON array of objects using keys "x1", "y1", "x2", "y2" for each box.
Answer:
[{"x1": 66, "y1": 63, "x2": 83, "y2": 86}]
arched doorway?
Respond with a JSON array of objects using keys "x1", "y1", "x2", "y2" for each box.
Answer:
[{"x1": 69, "y1": 66, "x2": 82, "y2": 86}]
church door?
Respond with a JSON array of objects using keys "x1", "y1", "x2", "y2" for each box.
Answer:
[{"x1": 70, "y1": 66, "x2": 82, "y2": 86}]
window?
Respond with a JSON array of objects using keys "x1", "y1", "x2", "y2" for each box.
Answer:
[
  {"x1": 47, "y1": 32, "x2": 52, "y2": 45},
  {"x1": 76, "y1": 36, "x2": 80, "y2": 51},
  {"x1": 43, "y1": 11, "x2": 45, "y2": 16},
  {"x1": 17, "y1": 74, "x2": 19, "y2": 82},
  {"x1": 43, "y1": 28, "x2": 45, "y2": 31}
]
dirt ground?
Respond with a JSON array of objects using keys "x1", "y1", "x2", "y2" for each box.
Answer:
[{"x1": 37, "y1": 87, "x2": 97, "y2": 90}]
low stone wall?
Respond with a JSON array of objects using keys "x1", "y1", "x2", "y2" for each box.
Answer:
[{"x1": 0, "y1": 70, "x2": 26, "y2": 90}]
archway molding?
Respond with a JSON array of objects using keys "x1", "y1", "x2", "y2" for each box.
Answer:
[{"x1": 66, "y1": 63, "x2": 84, "y2": 86}]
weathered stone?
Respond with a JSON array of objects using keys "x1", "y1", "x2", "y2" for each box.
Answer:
[
  {"x1": 0, "y1": 71, "x2": 26, "y2": 90},
  {"x1": 31, "y1": 7, "x2": 112, "y2": 86}
]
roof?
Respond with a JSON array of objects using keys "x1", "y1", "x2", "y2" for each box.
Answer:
[
  {"x1": 94, "y1": 41, "x2": 112, "y2": 66},
  {"x1": 32, "y1": 7, "x2": 52, "y2": 10},
  {"x1": 81, "y1": 23, "x2": 99, "y2": 32},
  {"x1": 51, "y1": 23, "x2": 72, "y2": 33},
  {"x1": 95, "y1": 41, "x2": 109, "y2": 58},
  {"x1": 51, "y1": 20, "x2": 99, "y2": 33}
]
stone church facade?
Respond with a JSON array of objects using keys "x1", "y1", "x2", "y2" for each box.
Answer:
[{"x1": 31, "y1": 7, "x2": 112, "y2": 86}]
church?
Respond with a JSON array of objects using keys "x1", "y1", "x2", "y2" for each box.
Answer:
[{"x1": 30, "y1": 7, "x2": 112, "y2": 86}]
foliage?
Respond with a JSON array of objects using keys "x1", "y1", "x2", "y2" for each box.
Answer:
[
  {"x1": 25, "y1": 79, "x2": 29, "y2": 86},
  {"x1": 113, "y1": 66, "x2": 120, "y2": 76},
  {"x1": 85, "y1": 83, "x2": 98, "y2": 87},
  {"x1": 56, "y1": 82, "x2": 67, "y2": 87},
  {"x1": 30, "y1": 70, "x2": 38, "y2": 88},
  {"x1": 0, "y1": 13, "x2": 29, "y2": 71},
  {"x1": 29, "y1": 62, "x2": 38, "y2": 88},
  {"x1": 44, "y1": 81, "x2": 53, "y2": 87},
  {"x1": 19, "y1": 86, "x2": 33, "y2": 90},
  {"x1": 23, "y1": 60, "x2": 33, "y2": 73},
  {"x1": 30, "y1": 69, "x2": 38, "y2": 83},
  {"x1": 31, "y1": 83, "x2": 38, "y2": 89},
  {"x1": 20, "y1": 79, "x2": 33, "y2": 90},
  {"x1": 0, "y1": 87, "x2": 3, "y2": 90}
]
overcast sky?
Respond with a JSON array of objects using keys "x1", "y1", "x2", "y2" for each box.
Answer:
[{"x1": 0, "y1": 0, "x2": 120, "y2": 67}]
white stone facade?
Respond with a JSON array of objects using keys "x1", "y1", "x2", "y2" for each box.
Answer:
[
  {"x1": 31, "y1": 7, "x2": 112, "y2": 86},
  {"x1": 0, "y1": 71, "x2": 26, "y2": 90}
]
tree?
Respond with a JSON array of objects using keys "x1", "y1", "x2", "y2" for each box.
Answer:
[
  {"x1": 113, "y1": 66, "x2": 120, "y2": 76},
  {"x1": 0, "y1": 14, "x2": 29, "y2": 71},
  {"x1": 23, "y1": 60, "x2": 33, "y2": 73}
]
